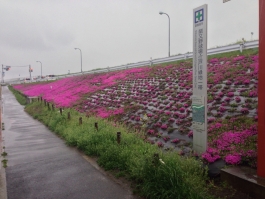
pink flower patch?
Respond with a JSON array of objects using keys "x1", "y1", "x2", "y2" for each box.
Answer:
[
  {"x1": 161, "y1": 124, "x2": 168, "y2": 130},
  {"x1": 224, "y1": 154, "x2": 241, "y2": 165}
]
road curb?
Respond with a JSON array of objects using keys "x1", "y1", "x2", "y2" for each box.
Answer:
[
  {"x1": 0, "y1": 86, "x2": 7, "y2": 199},
  {"x1": 80, "y1": 152, "x2": 142, "y2": 198}
]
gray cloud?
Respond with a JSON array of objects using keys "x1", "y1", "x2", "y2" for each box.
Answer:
[{"x1": 0, "y1": 2, "x2": 74, "y2": 51}]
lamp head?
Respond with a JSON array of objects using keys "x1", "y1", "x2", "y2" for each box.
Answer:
[{"x1": 159, "y1": 11, "x2": 164, "y2": 15}]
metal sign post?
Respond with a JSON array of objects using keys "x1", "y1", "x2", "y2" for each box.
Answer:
[
  {"x1": 192, "y1": 4, "x2": 208, "y2": 154},
  {"x1": 258, "y1": 0, "x2": 265, "y2": 179}
]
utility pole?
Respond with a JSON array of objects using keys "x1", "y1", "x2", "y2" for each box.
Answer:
[{"x1": 29, "y1": 65, "x2": 32, "y2": 81}]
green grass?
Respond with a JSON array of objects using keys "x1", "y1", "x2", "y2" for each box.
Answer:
[
  {"x1": 8, "y1": 86, "x2": 27, "y2": 105},
  {"x1": 207, "y1": 47, "x2": 258, "y2": 60},
  {"x1": 24, "y1": 101, "x2": 214, "y2": 199},
  {"x1": 154, "y1": 48, "x2": 258, "y2": 67}
]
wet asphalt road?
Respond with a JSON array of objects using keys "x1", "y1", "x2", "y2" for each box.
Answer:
[{"x1": 2, "y1": 87, "x2": 138, "y2": 199}]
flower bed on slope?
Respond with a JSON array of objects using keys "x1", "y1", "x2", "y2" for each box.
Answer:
[{"x1": 13, "y1": 54, "x2": 258, "y2": 167}]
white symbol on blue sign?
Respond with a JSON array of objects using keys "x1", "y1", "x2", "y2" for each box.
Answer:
[{"x1": 195, "y1": 9, "x2": 204, "y2": 23}]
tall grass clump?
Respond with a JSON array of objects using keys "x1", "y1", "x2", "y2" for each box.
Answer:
[
  {"x1": 8, "y1": 85, "x2": 27, "y2": 105},
  {"x1": 24, "y1": 100, "x2": 213, "y2": 199}
]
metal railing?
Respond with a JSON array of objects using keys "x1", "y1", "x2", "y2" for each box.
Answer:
[{"x1": 5, "y1": 40, "x2": 258, "y2": 84}]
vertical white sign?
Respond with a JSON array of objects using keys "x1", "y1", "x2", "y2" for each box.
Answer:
[{"x1": 192, "y1": 4, "x2": 208, "y2": 154}]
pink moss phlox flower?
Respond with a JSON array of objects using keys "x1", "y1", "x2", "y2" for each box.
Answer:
[
  {"x1": 214, "y1": 130, "x2": 256, "y2": 151},
  {"x1": 240, "y1": 108, "x2": 249, "y2": 114},
  {"x1": 165, "y1": 105, "x2": 171, "y2": 109},
  {"x1": 243, "y1": 79, "x2": 250, "y2": 85},
  {"x1": 227, "y1": 92, "x2": 234, "y2": 97},
  {"x1": 14, "y1": 67, "x2": 151, "y2": 108},
  {"x1": 171, "y1": 138, "x2": 180, "y2": 143},
  {"x1": 179, "y1": 107, "x2": 185, "y2": 113},
  {"x1": 154, "y1": 115, "x2": 159, "y2": 119},
  {"x1": 157, "y1": 141, "x2": 164, "y2": 148},
  {"x1": 215, "y1": 123, "x2": 223, "y2": 129},
  {"x1": 178, "y1": 114, "x2": 186, "y2": 119},
  {"x1": 175, "y1": 120, "x2": 181, "y2": 125},
  {"x1": 224, "y1": 97, "x2": 231, "y2": 102},
  {"x1": 147, "y1": 129, "x2": 155, "y2": 135},
  {"x1": 165, "y1": 111, "x2": 171, "y2": 116},
  {"x1": 235, "y1": 96, "x2": 241, "y2": 103},
  {"x1": 218, "y1": 92, "x2": 224, "y2": 97},
  {"x1": 188, "y1": 131, "x2": 193, "y2": 138},
  {"x1": 161, "y1": 124, "x2": 168, "y2": 130},
  {"x1": 224, "y1": 154, "x2": 241, "y2": 165},
  {"x1": 210, "y1": 58, "x2": 219, "y2": 63},
  {"x1": 154, "y1": 122, "x2": 162, "y2": 128},
  {"x1": 96, "y1": 107, "x2": 124, "y2": 118},
  {"x1": 219, "y1": 106, "x2": 226, "y2": 113},
  {"x1": 147, "y1": 113, "x2": 153, "y2": 117},
  {"x1": 202, "y1": 153, "x2": 221, "y2": 163},
  {"x1": 214, "y1": 96, "x2": 221, "y2": 101},
  {"x1": 244, "y1": 150, "x2": 257, "y2": 158},
  {"x1": 135, "y1": 116, "x2": 141, "y2": 121},
  {"x1": 226, "y1": 80, "x2": 232, "y2": 85},
  {"x1": 239, "y1": 88, "x2": 247, "y2": 93},
  {"x1": 202, "y1": 147, "x2": 220, "y2": 163},
  {"x1": 233, "y1": 56, "x2": 245, "y2": 61},
  {"x1": 168, "y1": 118, "x2": 175, "y2": 122},
  {"x1": 163, "y1": 136, "x2": 170, "y2": 142},
  {"x1": 208, "y1": 118, "x2": 215, "y2": 123},
  {"x1": 249, "y1": 90, "x2": 257, "y2": 97}
]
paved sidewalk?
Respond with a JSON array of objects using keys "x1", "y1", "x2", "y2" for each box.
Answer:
[{"x1": 2, "y1": 86, "x2": 139, "y2": 199}]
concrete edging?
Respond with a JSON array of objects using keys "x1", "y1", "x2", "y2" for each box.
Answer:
[{"x1": 0, "y1": 86, "x2": 7, "y2": 199}]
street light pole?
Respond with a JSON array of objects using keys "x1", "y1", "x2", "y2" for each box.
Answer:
[
  {"x1": 29, "y1": 65, "x2": 32, "y2": 81},
  {"x1": 2, "y1": 65, "x2": 3, "y2": 83},
  {"x1": 159, "y1": 11, "x2": 170, "y2": 57},
  {"x1": 36, "y1": 61, "x2": 42, "y2": 78},
  {"x1": 74, "y1": 48, "x2": 83, "y2": 73}
]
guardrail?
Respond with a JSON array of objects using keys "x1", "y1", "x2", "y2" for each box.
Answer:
[{"x1": 5, "y1": 40, "x2": 258, "y2": 84}]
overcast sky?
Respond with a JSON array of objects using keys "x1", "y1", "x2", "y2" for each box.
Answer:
[{"x1": 0, "y1": 0, "x2": 258, "y2": 80}]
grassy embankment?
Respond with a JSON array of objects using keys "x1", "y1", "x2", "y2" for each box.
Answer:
[
  {"x1": 8, "y1": 86, "x2": 27, "y2": 105},
  {"x1": 156, "y1": 48, "x2": 258, "y2": 66}
]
